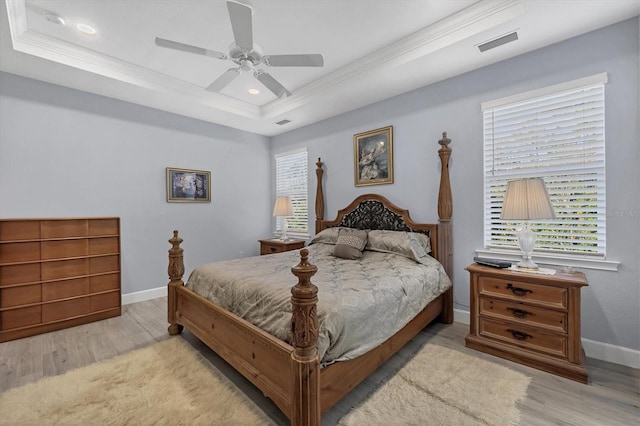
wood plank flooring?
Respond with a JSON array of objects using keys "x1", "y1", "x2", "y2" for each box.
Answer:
[{"x1": 1, "y1": 297, "x2": 638, "y2": 425}]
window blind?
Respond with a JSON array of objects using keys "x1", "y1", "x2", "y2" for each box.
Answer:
[
  {"x1": 275, "y1": 148, "x2": 308, "y2": 236},
  {"x1": 483, "y1": 74, "x2": 607, "y2": 256}
]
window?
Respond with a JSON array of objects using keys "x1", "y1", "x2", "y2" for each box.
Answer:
[
  {"x1": 482, "y1": 73, "x2": 607, "y2": 257},
  {"x1": 275, "y1": 148, "x2": 308, "y2": 237}
]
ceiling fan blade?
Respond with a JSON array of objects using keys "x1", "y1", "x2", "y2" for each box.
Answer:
[
  {"x1": 254, "y1": 71, "x2": 291, "y2": 98},
  {"x1": 226, "y1": 1, "x2": 253, "y2": 51},
  {"x1": 206, "y1": 68, "x2": 241, "y2": 92},
  {"x1": 263, "y1": 54, "x2": 324, "y2": 67},
  {"x1": 155, "y1": 37, "x2": 226, "y2": 59}
]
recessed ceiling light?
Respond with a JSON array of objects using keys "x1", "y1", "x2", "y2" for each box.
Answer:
[
  {"x1": 76, "y1": 23, "x2": 97, "y2": 36},
  {"x1": 248, "y1": 88, "x2": 260, "y2": 95}
]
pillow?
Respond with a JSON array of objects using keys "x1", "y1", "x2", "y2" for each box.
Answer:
[
  {"x1": 309, "y1": 227, "x2": 341, "y2": 245},
  {"x1": 413, "y1": 232, "x2": 432, "y2": 255},
  {"x1": 365, "y1": 230, "x2": 431, "y2": 263},
  {"x1": 332, "y1": 228, "x2": 368, "y2": 259}
]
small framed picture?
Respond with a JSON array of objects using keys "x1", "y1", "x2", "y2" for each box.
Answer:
[
  {"x1": 166, "y1": 168, "x2": 211, "y2": 202},
  {"x1": 354, "y1": 125, "x2": 393, "y2": 186}
]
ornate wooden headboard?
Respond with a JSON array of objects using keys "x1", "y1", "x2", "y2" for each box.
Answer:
[
  {"x1": 314, "y1": 132, "x2": 453, "y2": 277},
  {"x1": 317, "y1": 194, "x2": 439, "y2": 261}
]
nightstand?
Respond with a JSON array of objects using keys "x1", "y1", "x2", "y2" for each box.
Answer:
[
  {"x1": 465, "y1": 263, "x2": 589, "y2": 383},
  {"x1": 259, "y1": 239, "x2": 305, "y2": 255}
]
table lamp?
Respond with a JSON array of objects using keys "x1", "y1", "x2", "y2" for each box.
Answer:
[
  {"x1": 500, "y1": 178, "x2": 555, "y2": 270},
  {"x1": 273, "y1": 195, "x2": 294, "y2": 241}
]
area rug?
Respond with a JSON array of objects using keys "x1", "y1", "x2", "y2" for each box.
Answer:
[
  {"x1": 339, "y1": 343, "x2": 531, "y2": 426},
  {"x1": 0, "y1": 339, "x2": 530, "y2": 425},
  {"x1": 0, "y1": 338, "x2": 275, "y2": 425}
]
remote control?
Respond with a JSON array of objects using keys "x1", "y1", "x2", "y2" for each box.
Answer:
[{"x1": 473, "y1": 257, "x2": 512, "y2": 268}]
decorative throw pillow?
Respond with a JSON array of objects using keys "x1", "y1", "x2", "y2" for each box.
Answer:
[
  {"x1": 366, "y1": 230, "x2": 431, "y2": 263},
  {"x1": 332, "y1": 228, "x2": 368, "y2": 259},
  {"x1": 309, "y1": 227, "x2": 341, "y2": 245}
]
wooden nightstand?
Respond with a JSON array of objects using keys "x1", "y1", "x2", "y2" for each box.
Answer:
[
  {"x1": 465, "y1": 263, "x2": 589, "y2": 383},
  {"x1": 259, "y1": 239, "x2": 305, "y2": 255}
]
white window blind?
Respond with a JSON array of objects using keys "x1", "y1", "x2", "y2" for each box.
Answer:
[
  {"x1": 482, "y1": 73, "x2": 607, "y2": 256},
  {"x1": 275, "y1": 148, "x2": 308, "y2": 236}
]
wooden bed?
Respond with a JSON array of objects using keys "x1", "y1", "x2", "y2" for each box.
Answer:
[{"x1": 167, "y1": 132, "x2": 453, "y2": 426}]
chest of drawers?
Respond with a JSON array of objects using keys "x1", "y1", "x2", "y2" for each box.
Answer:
[{"x1": 465, "y1": 263, "x2": 588, "y2": 383}]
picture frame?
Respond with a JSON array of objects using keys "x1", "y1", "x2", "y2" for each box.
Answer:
[
  {"x1": 166, "y1": 168, "x2": 211, "y2": 203},
  {"x1": 354, "y1": 125, "x2": 393, "y2": 186}
]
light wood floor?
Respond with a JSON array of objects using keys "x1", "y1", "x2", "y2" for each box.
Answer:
[{"x1": 1, "y1": 297, "x2": 638, "y2": 425}]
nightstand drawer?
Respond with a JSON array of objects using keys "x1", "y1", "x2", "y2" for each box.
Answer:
[
  {"x1": 478, "y1": 276, "x2": 567, "y2": 309},
  {"x1": 479, "y1": 318, "x2": 567, "y2": 359},
  {"x1": 479, "y1": 298, "x2": 567, "y2": 333},
  {"x1": 259, "y1": 239, "x2": 305, "y2": 255}
]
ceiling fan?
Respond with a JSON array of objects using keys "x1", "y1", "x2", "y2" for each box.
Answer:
[{"x1": 155, "y1": 0, "x2": 324, "y2": 98}]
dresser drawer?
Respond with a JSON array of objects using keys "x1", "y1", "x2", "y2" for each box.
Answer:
[
  {"x1": 478, "y1": 276, "x2": 567, "y2": 309},
  {"x1": 479, "y1": 318, "x2": 567, "y2": 359},
  {"x1": 479, "y1": 297, "x2": 567, "y2": 333}
]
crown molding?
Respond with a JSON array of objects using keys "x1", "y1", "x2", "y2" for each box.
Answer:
[
  {"x1": 5, "y1": 0, "x2": 261, "y2": 119},
  {"x1": 262, "y1": 0, "x2": 524, "y2": 118},
  {"x1": 6, "y1": 0, "x2": 522, "y2": 124}
]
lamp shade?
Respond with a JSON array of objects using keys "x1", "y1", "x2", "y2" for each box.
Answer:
[
  {"x1": 500, "y1": 178, "x2": 555, "y2": 221},
  {"x1": 273, "y1": 195, "x2": 294, "y2": 217}
]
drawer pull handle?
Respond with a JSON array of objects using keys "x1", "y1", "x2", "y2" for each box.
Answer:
[
  {"x1": 507, "y1": 307, "x2": 531, "y2": 318},
  {"x1": 506, "y1": 283, "x2": 532, "y2": 297},
  {"x1": 507, "y1": 329, "x2": 532, "y2": 341}
]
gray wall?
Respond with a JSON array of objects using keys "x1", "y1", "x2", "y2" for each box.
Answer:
[
  {"x1": 272, "y1": 18, "x2": 640, "y2": 351},
  {"x1": 0, "y1": 73, "x2": 272, "y2": 295}
]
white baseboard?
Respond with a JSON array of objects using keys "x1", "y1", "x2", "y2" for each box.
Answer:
[
  {"x1": 122, "y1": 286, "x2": 167, "y2": 305},
  {"x1": 454, "y1": 308, "x2": 639, "y2": 370}
]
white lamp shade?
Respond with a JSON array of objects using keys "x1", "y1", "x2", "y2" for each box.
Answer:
[
  {"x1": 500, "y1": 178, "x2": 555, "y2": 221},
  {"x1": 273, "y1": 195, "x2": 294, "y2": 217}
]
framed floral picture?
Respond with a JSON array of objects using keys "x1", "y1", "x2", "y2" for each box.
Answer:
[
  {"x1": 353, "y1": 125, "x2": 393, "y2": 186},
  {"x1": 166, "y1": 168, "x2": 211, "y2": 202}
]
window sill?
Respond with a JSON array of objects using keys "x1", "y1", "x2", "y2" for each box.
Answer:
[{"x1": 475, "y1": 248, "x2": 620, "y2": 272}]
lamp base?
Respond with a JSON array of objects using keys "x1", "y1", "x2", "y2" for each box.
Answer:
[
  {"x1": 517, "y1": 221, "x2": 539, "y2": 270},
  {"x1": 280, "y1": 217, "x2": 289, "y2": 242}
]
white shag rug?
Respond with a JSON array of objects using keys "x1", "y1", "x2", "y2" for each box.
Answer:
[
  {"x1": 0, "y1": 339, "x2": 530, "y2": 425},
  {"x1": 340, "y1": 344, "x2": 531, "y2": 426}
]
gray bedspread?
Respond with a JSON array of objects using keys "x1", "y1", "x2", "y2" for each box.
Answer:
[{"x1": 185, "y1": 243, "x2": 451, "y2": 366}]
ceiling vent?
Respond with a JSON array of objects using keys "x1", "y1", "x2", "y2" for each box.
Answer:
[
  {"x1": 276, "y1": 119, "x2": 291, "y2": 125},
  {"x1": 478, "y1": 31, "x2": 518, "y2": 52}
]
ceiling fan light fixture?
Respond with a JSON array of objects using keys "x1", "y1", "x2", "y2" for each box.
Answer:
[{"x1": 154, "y1": 0, "x2": 322, "y2": 99}]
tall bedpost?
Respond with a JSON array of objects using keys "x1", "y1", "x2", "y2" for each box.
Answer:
[
  {"x1": 290, "y1": 249, "x2": 320, "y2": 426},
  {"x1": 167, "y1": 230, "x2": 184, "y2": 335},
  {"x1": 437, "y1": 132, "x2": 454, "y2": 324},
  {"x1": 315, "y1": 158, "x2": 325, "y2": 234}
]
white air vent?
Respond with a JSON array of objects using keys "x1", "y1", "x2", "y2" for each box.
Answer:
[
  {"x1": 276, "y1": 119, "x2": 291, "y2": 125},
  {"x1": 478, "y1": 32, "x2": 518, "y2": 52}
]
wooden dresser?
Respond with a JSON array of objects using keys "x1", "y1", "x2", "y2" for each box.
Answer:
[
  {"x1": 465, "y1": 263, "x2": 588, "y2": 383},
  {"x1": 0, "y1": 218, "x2": 121, "y2": 342},
  {"x1": 259, "y1": 239, "x2": 305, "y2": 255}
]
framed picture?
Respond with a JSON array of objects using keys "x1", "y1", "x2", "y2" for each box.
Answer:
[
  {"x1": 354, "y1": 125, "x2": 393, "y2": 186},
  {"x1": 166, "y1": 168, "x2": 211, "y2": 202}
]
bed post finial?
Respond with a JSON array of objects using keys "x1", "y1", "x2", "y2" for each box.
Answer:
[
  {"x1": 167, "y1": 230, "x2": 184, "y2": 335},
  {"x1": 290, "y1": 249, "x2": 320, "y2": 426},
  {"x1": 315, "y1": 158, "x2": 325, "y2": 234}
]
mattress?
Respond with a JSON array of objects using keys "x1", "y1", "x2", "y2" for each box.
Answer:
[{"x1": 185, "y1": 242, "x2": 451, "y2": 366}]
